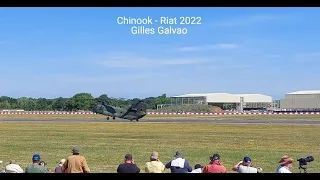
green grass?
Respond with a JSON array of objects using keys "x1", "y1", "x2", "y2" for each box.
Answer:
[
  {"x1": 1, "y1": 114, "x2": 320, "y2": 120},
  {"x1": 146, "y1": 115, "x2": 320, "y2": 120},
  {"x1": 0, "y1": 122, "x2": 319, "y2": 173}
]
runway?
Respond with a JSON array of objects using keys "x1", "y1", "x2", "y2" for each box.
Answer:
[{"x1": 1, "y1": 118, "x2": 320, "y2": 124}]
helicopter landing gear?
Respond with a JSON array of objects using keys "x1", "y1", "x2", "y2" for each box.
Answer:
[
  {"x1": 136, "y1": 119, "x2": 139, "y2": 121},
  {"x1": 112, "y1": 116, "x2": 115, "y2": 120},
  {"x1": 106, "y1": 116, "x2": 110, "y2": 120}
]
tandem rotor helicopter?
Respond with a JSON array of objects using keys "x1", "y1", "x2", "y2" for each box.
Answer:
[{"x1": 91, "y1": 99, "x2": 148, "y2": 121}]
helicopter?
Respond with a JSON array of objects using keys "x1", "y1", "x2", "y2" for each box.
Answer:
[{"x1": 92, "y1": 99, "x2": 148, "y2": 121}]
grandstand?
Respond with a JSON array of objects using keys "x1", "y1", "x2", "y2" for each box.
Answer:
[{"x1": 170, "y1": 93, "x2": 272, "y2": 111}]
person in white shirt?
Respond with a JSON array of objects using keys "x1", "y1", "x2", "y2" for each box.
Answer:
[
  {"x1": 5, "y1": 160, "x2": 24, "y2": 173},
  {"x1": 276, "y1": 155, "x2": 293, "y2": 173},
  {"x1": 232, "y1": 156, "x2": 260, "y2": 173},
  {"x1": 191, "y1": 164, "x2": 203, "y2": 173}
]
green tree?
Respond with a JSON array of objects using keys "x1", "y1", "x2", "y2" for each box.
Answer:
[
  {"x1": 17, "y1": 97, "x2": 31, "y2": 110},
  {"x1": 52, "y1": 97, "x2": 67, "y2": 111},
  {"x1": 98, "y1": 94, "x2": 109, "y2": 102},
  {"x1": 0, "y1": 92, "x2": 178, "y2": 111},
  {"x1": 65, "y1": 93, "x2": 95, "y2": 111},
  {"x1": 0, "y1": 101, "x2": 11, "y2": 109},
  {"x1": 36, "y1": 98, "x2": 49, "y2": 110}
]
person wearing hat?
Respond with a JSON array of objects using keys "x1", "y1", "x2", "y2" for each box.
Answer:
[
  {"x1": 145, "y1": 151, "x2": 165, "y2": 173},
  {"x1": 276, "y1": 155, "x2": 293, "y2": 173},
  {"x1": 5, "y1": 160, "x2": 24, "y2": 173},
  {"x1": 117, "y1": 153, "x2": 140, "y2": 173},
  {"x1": 61, "y1": 147, "x2": 90, "y2": 173},
  {"x1": 191, "y1": 164, "x2": 203, "y2": 173},
  {"x1": 232, "y1": 156, "x2": 261, "y2": 173},
  {"x1": 202, "y1": 153, "x2": 227, "y2": 173},
  {"x1": 25, "y1": 154, "x2": 49, "y2": 173},
  {"x1": 165, "y1": 151, "x2": 192, "y2": 173},
  {"x1": 54, "y1": 159, "x2": 66, "y2": 173}
]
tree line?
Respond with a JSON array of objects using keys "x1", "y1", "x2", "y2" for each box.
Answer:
[{"x1": 0, "y1": 93, "x2": 171, "y2": 111}]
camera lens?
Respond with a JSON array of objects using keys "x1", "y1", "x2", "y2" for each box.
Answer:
[{"x1": 307, "y1": 156, "x2": 314, "y2": 162}]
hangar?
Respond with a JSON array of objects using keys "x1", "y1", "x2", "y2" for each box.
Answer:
[
  {"x1": 280, "y1": 90, "x2": 320, "y2": 110},
  {"x1": 171, "y1": 93, "x2": 272, "y2": 110}
]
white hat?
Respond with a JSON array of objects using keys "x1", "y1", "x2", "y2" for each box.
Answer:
[{"x1": 59, "y1": 159, "x2": 66, "y2": 166}]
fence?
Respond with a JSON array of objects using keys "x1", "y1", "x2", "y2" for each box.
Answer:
[{"x1": 0, "y1": 111, "x2": 320, "y2": 115}]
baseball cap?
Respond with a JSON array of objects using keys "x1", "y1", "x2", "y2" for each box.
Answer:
[
  {"x1": 174, "y1": 151, "x2": 184, "y2": 158},
  {"x1": 59, "y1": 159, "x2": 66, "y2": 165},
  {"x1": 243, "y1": 157, "x2": 252, "y2": 163},
  {"x1": 72, "y1": 147, "x2": 80, "y2": 154},
  {"x1": 32, "y1": 154, "x2": 41, "y2": 161},
  {"x1": 194, "y1": 164, "x2": 203, "y2": 169},
  {"x1": 210, "y1": 154, "x2": 220, "y2": 160}
]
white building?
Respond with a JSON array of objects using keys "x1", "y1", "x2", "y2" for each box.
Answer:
[
  {"x1": 171, "y1": 93, "x2": 272, "y2": 110},
  {"x1": 280, "y1": 90, "x2": 320, "y2": 110}
]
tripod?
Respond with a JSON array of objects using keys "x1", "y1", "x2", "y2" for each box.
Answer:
[{"x1": 299, "y1": 164, "x2": 307, "y2": 173}]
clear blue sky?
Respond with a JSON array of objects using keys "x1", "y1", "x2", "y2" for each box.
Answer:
[{"x1": 1, "y1": 7, "x2": 320, "y2": 99}]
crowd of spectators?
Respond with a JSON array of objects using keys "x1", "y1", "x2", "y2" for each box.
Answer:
[{"x1": 0, "y1": 147, "x2": 296, "y2": 173}]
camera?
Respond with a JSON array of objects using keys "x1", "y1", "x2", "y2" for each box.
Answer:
[{"x1": 297, "y1": 156, "x2": 314, "y2": 166}]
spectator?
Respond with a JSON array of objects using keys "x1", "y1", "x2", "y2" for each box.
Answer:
[
  {"x1": 5, "y1": 160, "x2": 23, "y2": 173},
  {"x1": 232, "y1": 156, "x2": 260, "y2": 173},
  {"x1": 191, "y1": 164, "x2": 203, "y2": 173},
  {"x1": 276, "y1": 155, "x2": 293, "y2": 173},
  {"x1": 202, "y1": 154, "x2": 227, "y2": 173},
  {"x1": 0, "y1": 160, "x2": 5, "y2": 173},
  {"x1": 25, "y1": 154, "x2": 49, "y2": 173},
  {"x1": 145, "y1": 151, "x2": 165, "y2": 173},
  {"x1": 61, "y1": 147, "x2": 90, "y2": 173},
  {"x1": 117, "y1": 153, "x2": 140, "y2": 173},
  {"x1": 39, "y1": 160, "x2": 52, "y2": 172},
  {"x1": 55, "y1": 159, "x2": 66, "y2": 173},
  {"x1": 165, "y1": 151, "x2": 192, "y2": 173},
  {"x1": 39, "y1": 161, "x2": 46, "y2": 166}
]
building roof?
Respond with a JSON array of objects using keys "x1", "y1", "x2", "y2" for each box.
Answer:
[
  {"x1": 287, "y1": 90, "x2": 320, "y2": 95},
  {"x1": 171, "y1": 93, "x2": 272, "y2": 103},
  {"x1": 172, "y1": 93, "x2": 229, "y2": 98},
  {"x1": 172, "y1": 93, "x2": 269, "y2": 98}
]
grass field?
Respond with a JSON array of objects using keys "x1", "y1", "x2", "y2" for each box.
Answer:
[
  {"x1": 1, "y1": 114, "x2": 320, "y2": 120},
  {"x1": 146, "y1": 115, "x2": 320, "y2": 120},
  {"x1": 0, "y1": 122, "x2": 319, "y2": 173}
]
